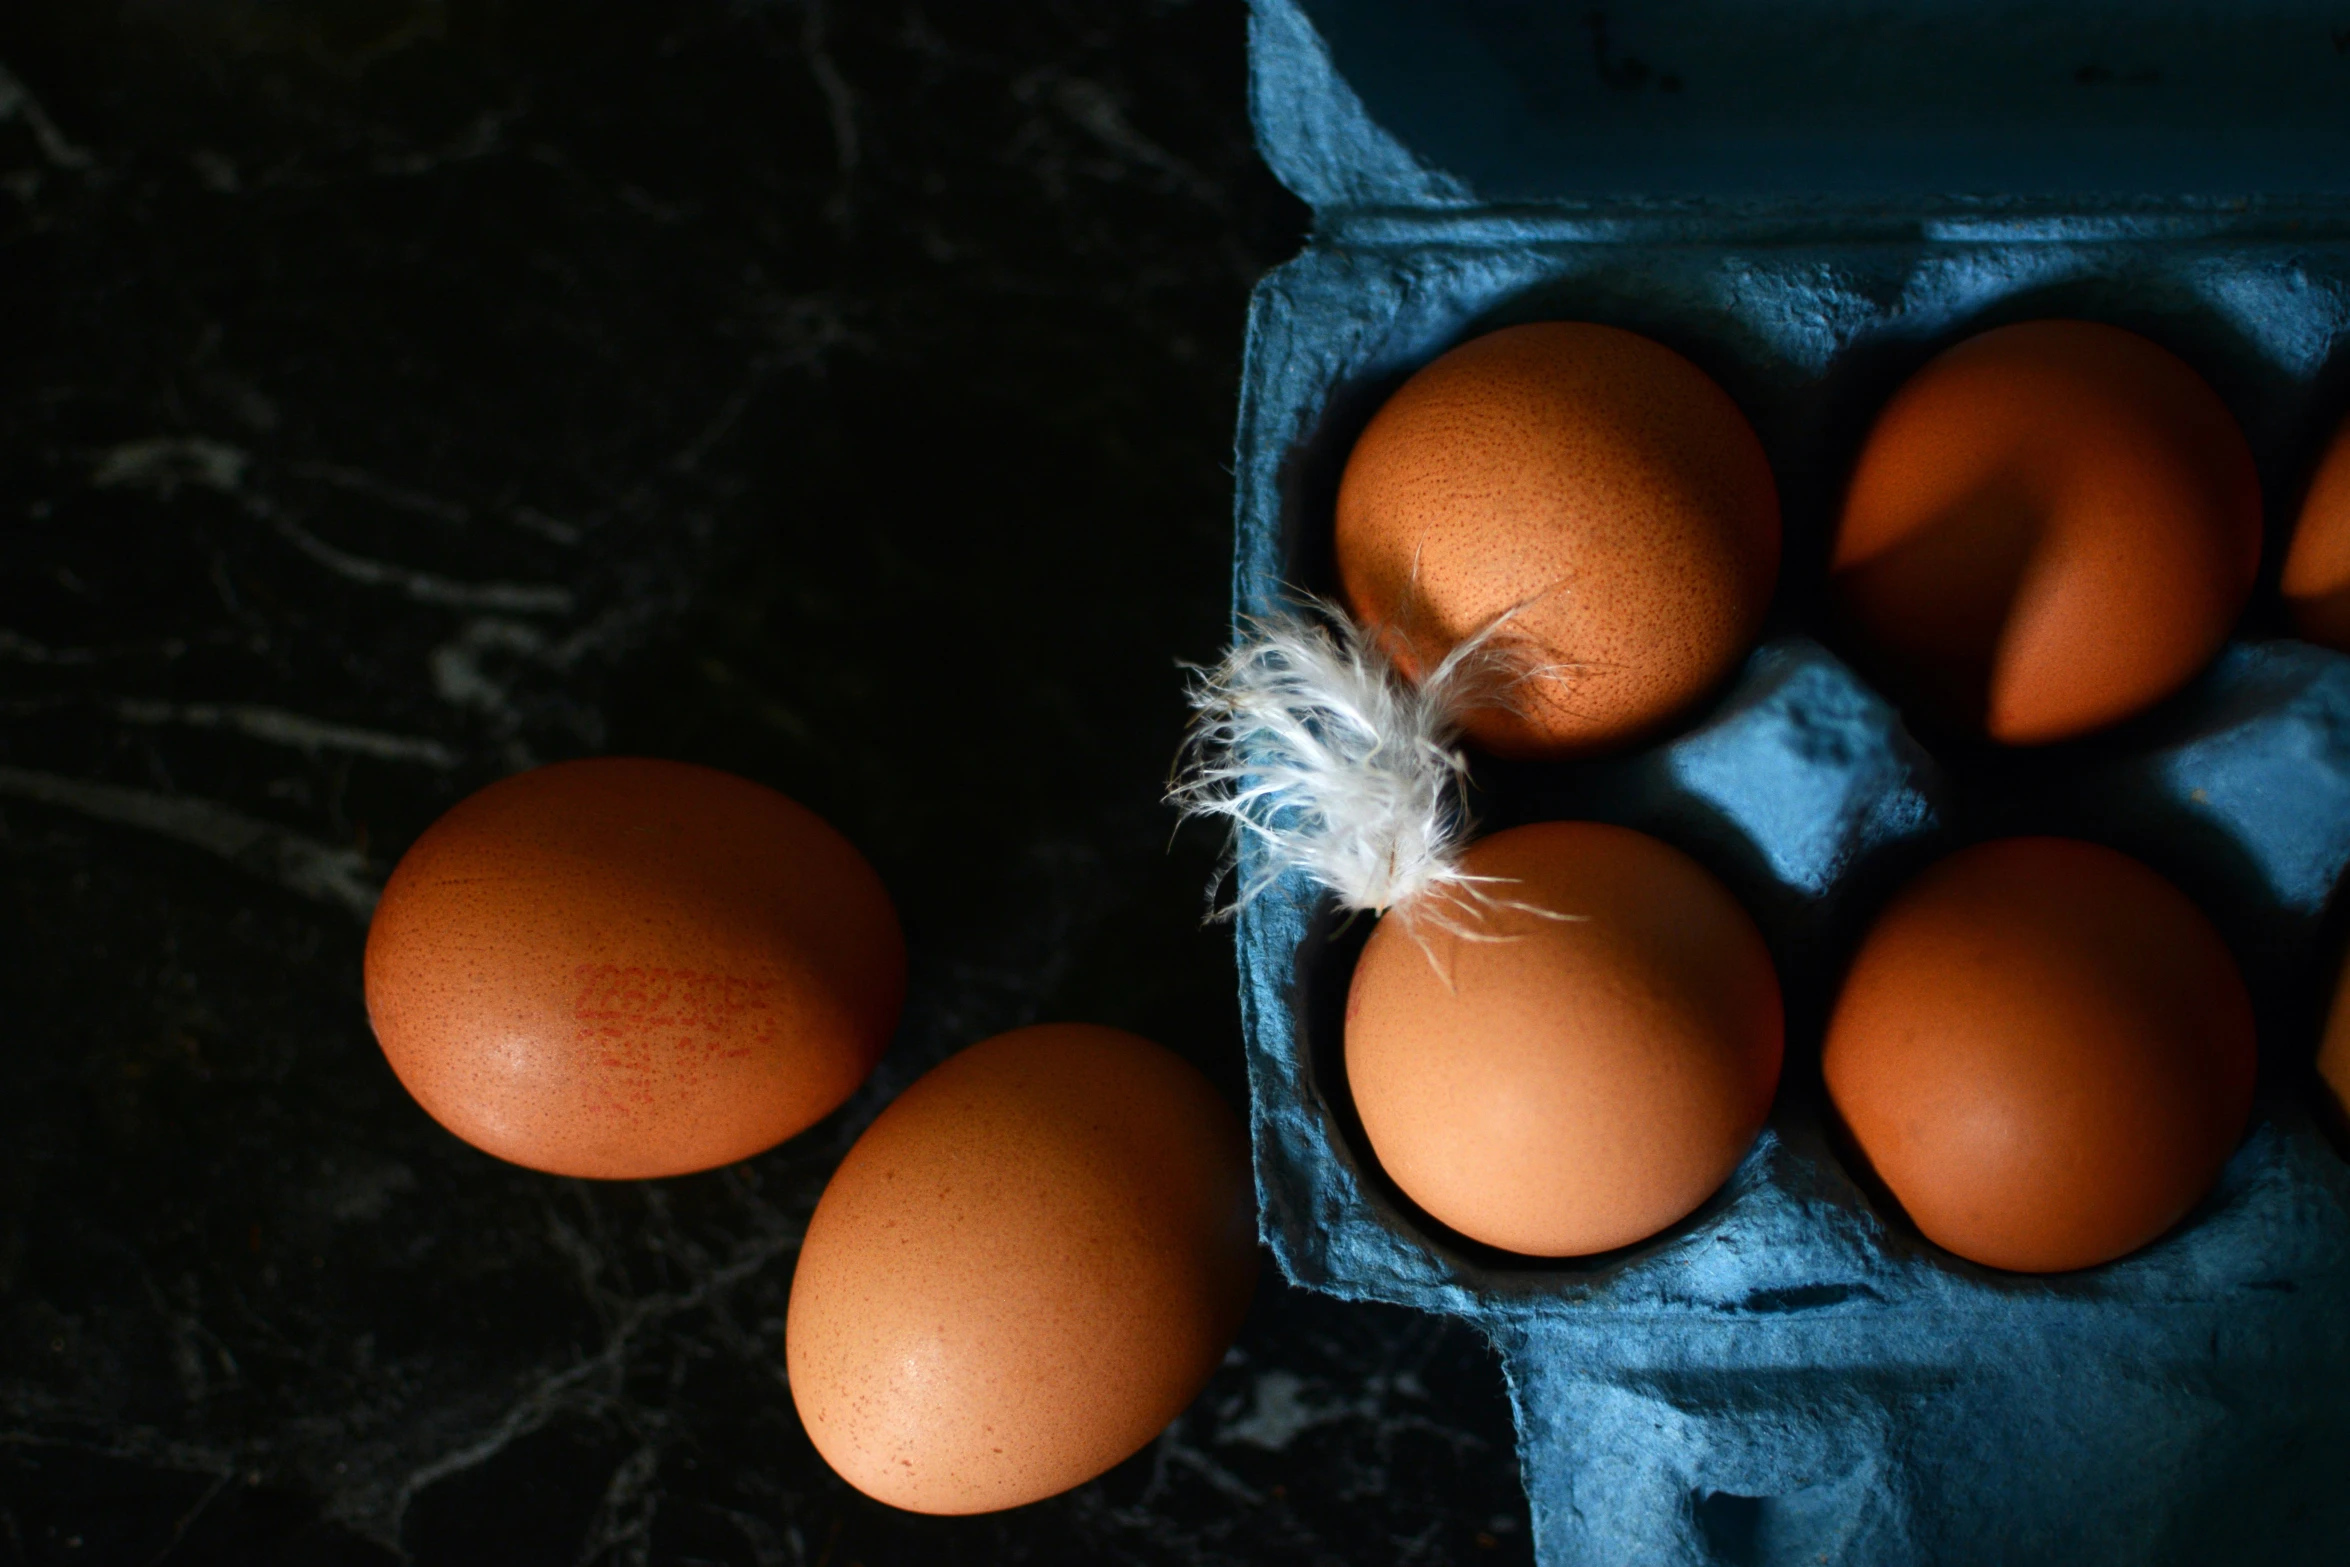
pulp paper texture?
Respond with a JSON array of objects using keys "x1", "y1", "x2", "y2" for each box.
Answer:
[{"x1": 1233, "y1": 3, "x2": 2350, "y2": 1562}]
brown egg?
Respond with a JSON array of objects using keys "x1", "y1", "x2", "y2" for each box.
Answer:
[
  {"x1": 1334, "y1": 322, "x2": 1780, "y2": 758},
  {"x1": 364, "y1": 757, "x2": 904, "y2": 1179},
  {"x1": 786, "y1": 1023, "x2": 1256, "y2": 1514},
  {"x1": 1833, "y1": 320, "x2": 2261, "y2": 744},
  {"x1": 2315, "y1": 939, "x2": 2350, "y2": 1135},
  {"x1": 1823, "y1": 837, "x2": 2255, "y2": 1273},
  {"x1": 1344, "y1": 822, "x2": 1783, "y2": 1257},
  {"x1": 2282, "y1": 413, "x2": 2350, "y2": 651}
]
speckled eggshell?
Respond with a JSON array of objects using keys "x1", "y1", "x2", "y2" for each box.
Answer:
[
  {"x1": 1823, "y1": 837, "x2": 2256, "y2": 1274},
  {"x1": 1833, "y1": 320, "x2": 2261, "y2": 744},
  {"x1": 1334, "y1": 322, "x2": 1781, "y2": 759},
  {"x1": 1343, "y1": 821, "x2": 1784, "y2": 1257},
  {"x1": 363, "y1": 757, "x2": 904, "y2": 1179},
  {"x1": 2282, "y1": 413, "x2": 2350, "y2": 651},
  {"x1": 785, "y1": 1023, "x2": 1257, "y2": 1515}
]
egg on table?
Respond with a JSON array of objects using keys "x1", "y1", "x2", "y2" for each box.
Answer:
[
  {"x1": 1343, "y1": 820, "x2": 1784, "y2": 1258},
  {"x1": 1335, "y1": 322, "x2": 1781, "y2": 758},
  {"x1": 1823, "y1": 837, "x2": 2255, "y2": 1273},
  {"x1": 364, "y1": 757, "x2": 904, "y2": 1179},
  {"x1": 786, "y1": 1023, "x2": 1257, "y2": 1514},
  {"x1": 1832, "y1": 320, "x2": 2260, "y2": 744}
]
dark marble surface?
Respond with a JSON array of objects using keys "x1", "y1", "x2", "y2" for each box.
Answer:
[{"x1": 0, "y1": 4, "x2": 1534, "y2": 1562}]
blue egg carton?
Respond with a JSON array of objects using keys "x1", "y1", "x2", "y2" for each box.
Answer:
[{"x1": 1228, "y1": 5, "x2": 2350, "y2": 1561}]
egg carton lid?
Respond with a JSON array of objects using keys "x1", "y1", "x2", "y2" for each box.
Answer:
[{"x1": 1251, "y1": 0, "x2": 2350, "y2": 211}]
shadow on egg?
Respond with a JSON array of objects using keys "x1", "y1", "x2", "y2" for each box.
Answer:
[
  {"x1": 2302, "y1": 875, "x2": 2350, "y2": 1163},
  {"x1": 1274, "y1": 358, "x2": 1411, "y2": 609},
  {"x1": 2277, "y1": 341, "x2": 2350, "y2": 647},
  {"x1": 1930, "y1": 666, "x2": 2341, "y2": 1106},
  {"x1": 1813, "y1": 1061, "x2": 2268, "y2": 1294}
]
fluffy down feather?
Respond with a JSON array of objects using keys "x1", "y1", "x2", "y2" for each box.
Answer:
[{"x1": 1170, "y1": 596, "x2": 1569, "y2": 948}]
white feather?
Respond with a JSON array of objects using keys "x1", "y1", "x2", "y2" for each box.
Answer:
[{"x1": 1171, "y1": 595, "x2": 1571, "y2": 946}]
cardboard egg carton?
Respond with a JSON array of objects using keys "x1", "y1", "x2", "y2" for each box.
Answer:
[{"x1": 1230, "y1": 5, "x2": 2350, "y2": 1561}]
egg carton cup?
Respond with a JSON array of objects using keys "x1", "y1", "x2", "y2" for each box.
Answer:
[{"x1": 1230, "y1": 5, "x2": 2350, "y2": 1563}]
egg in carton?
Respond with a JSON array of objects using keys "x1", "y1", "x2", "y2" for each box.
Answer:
[{"x1": 1212, "y1": 4, "x2": 2350, "y2": 1562}]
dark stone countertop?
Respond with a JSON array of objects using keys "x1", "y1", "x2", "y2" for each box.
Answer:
[{"x1": 0, "y1": 4, "x2": 1533, "y2": 1562}]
